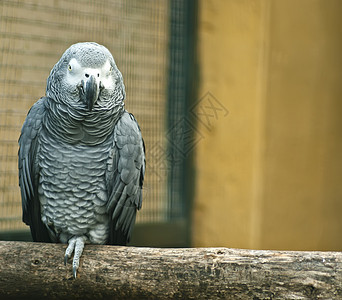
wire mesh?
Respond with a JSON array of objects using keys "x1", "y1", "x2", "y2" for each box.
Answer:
[{"x1": 0, "y1": 0, "x2": 173, "y2": 231}]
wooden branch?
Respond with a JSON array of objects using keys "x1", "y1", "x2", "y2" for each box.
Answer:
[{"x1": 0, "y1": 241, "x2": 341, "y2": 299}]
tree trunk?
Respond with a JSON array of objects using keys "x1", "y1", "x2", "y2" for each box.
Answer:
[{"x1": 0, "y1": 241, "x2": 341, "y2": 299}]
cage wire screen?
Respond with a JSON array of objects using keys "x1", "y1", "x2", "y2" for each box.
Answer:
[{"x1": 0, "y1": 0, "x2": 191, "y2": 233}]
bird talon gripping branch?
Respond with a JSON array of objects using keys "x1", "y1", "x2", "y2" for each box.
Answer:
[{"x1": 18, "y1": 42, "x2": 146, "y2": 278}]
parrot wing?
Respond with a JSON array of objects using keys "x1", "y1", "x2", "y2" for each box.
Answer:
[
  {"x1": 18, "y1": 97, "x2": 52, "y2": 242},
  {"x1": 106, "y1": 112, "x2": 145, "y2": 245}
]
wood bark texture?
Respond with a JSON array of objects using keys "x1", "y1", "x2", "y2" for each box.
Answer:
[{"x1": 0, "y1": 241, "x2": 341, "y2": 299}]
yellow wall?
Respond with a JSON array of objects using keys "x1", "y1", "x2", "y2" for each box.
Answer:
[{"x1": 193, "y1": 0, "x2": 342, "y2": 251}]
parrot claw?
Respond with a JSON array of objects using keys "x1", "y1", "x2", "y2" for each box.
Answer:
[
  {"x1": 73, "y1": 266, "x2": 77, "y2": 279},
  {"x1": 64, "y1": 255, "x2": 68, "y2": 266},
  {"x1": 64, "y1": 236, "x2": 86, "y2": 279}
]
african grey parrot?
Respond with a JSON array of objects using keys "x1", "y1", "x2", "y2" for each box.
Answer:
[{"x1": 18, "y1": 42, "x2": 145, "y2": 278}]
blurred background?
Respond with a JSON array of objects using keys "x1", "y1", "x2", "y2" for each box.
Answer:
[{"x1": 1, "y1": 0, "x2": 342, "y2": 251}]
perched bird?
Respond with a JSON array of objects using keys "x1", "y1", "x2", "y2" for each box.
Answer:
[{"x1": 18, "y1": 42, "x2": 145, "y2": 278}]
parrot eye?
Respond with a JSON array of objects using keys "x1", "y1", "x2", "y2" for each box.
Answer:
[
  {"x1": 109, "y1": 66, "x2": 113, "y2": 73},
  {"x1": 68, "y1": 65, "x2": 72, "y2": 71}
]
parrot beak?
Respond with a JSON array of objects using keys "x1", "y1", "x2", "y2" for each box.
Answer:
[{"x1": 79, "y1": 75, "x2": 100, "y2": 111}]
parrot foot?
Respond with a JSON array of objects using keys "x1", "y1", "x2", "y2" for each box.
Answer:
[{"x1": 64, "y1": 236, "x2": 86, "y2": 278}]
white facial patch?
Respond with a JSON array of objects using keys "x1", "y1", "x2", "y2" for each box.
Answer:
[
  {"x1": 65, "y1": 58, "x2": 83, "y2": 86},
  {"x1": 66, "y1": 58, "x2": 115, "y2": 91},
  {"x1": 100, "y1": 60, "x2": 115, "y2": 90}
]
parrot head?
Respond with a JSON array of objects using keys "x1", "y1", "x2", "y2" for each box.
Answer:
[{"x1": 46, "y1": 42, "x2": 125, "y2": 111}]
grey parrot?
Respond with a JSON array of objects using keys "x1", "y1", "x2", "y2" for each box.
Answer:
[{"x1": 18, "y1": 42, "x2": 145, "y2": 278}]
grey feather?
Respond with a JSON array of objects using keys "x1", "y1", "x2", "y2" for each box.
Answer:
[{"x1": 18, "y1": 43, "x2": 145, "y2": 273}]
